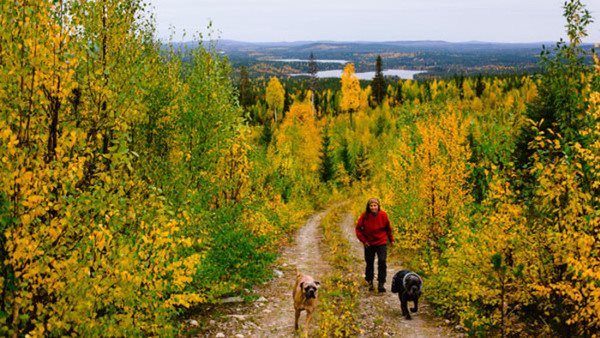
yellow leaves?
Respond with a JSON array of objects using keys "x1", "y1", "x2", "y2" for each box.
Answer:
[
  {"x1": 167, "y1": 292, "x2": 205, "y2": 308},
  {"x1": 340, "y1": 63, "x2": 361, "y2": 113},
  {"x1": 6, "y1": 132, "x2": 19, "y2": 155},
  {"x1": 242, "y1": 209, "x2": 274, "y2": 238},
  {"x1": 20, "y1": 214, "x2": 32, "y2": 226},
  {"x1": 515, "y1": 78, "x2": 600, "y2": 334},
  {"x1": 22, "y1": 195, "x2": 44, "y2": 209},
  {"x1": 90, "y1": 226, "x2": 113, "y2": 251},
  {"x1": 270, "y1": 99, "x2": 322, "y2": 185},
  {"x1": 211, "y1": 130, "x2": 253, "y2": 205},
  {"x1": 284, "y1": 100, "x2": 313, "y2": 124},
  {"x1": 552, "y1": 139, "x2": 562, "y2": 150},
  {"x1": 413, "y1": 110, "x2": 472, "y2": 236},
  {"x1": 0, "y1": 1, "x2": 214, "y2": 335},
  {"x1": 47, "y1": 221, "x2": 63, "y2": 242},
  {"x1": 0, "y1": 124, "x2": 14, "y2": 140},
  {"x1": 5, "y1": 227, "x2": 43, "y2": 269},
  {"x1": 265, "y1": 76, "x2": 285, "y2": 121}
]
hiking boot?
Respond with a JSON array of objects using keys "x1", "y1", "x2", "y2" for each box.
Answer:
[
  {"x1": 366, "y1": 280, "x2": 374, "y2": 291},
  {"x1": 378, "y1": 283, "x2": 386, "y2": 293}
]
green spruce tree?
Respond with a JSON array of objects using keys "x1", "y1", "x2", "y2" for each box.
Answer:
[
  {"x1": 319, "y1": 127, "x2": 336, "y2": 182},
  {"x1": 372, "y1": 55, "x2": 386, "y2": 106},
  {"x1": 238, "y1": 65, "x2": 253, "y2": 109}
]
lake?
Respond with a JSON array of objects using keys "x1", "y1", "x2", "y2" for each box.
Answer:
[
  {"x1": 272, "y1": 58, "x2": 348, "y2": 64},
  {"x1": 291, "y1": 69, "x2": 426, "y2": 80},
  {"x1": 270, "y1": 58, "x2": 425, "y2": 79}
]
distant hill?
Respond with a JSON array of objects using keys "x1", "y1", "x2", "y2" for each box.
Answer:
[{"x1": 165, "y1": 40, "x2": 596, "y2": 79}]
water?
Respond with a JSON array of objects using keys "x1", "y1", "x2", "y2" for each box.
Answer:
[
  {"x1": 270, "y1": 58, "x2": 425, "y2": 79},
  {"x1": 272, "y1": 58, "x2": 348, "y2": 64},
  {"x1": 291, "y1": 69, "x2": 426, "y2": 80}
]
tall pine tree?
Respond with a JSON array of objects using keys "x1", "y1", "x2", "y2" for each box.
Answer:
[
  {"x1": 238, "y1": 65, "x2": 253, "y2": 109},
  {"x1": 319, "y1": 127, "x2": 336, "y2": 182},
  {"x1": 372, "y1": 55, "x2": 386, "y2": 106}
]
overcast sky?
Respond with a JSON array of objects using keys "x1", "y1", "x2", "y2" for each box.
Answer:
[{"x1": 147, "y1": 0, "x2": 600, "y2": 43}]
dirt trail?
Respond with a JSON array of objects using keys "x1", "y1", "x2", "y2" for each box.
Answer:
[
  {"x1": 189, "y1": 208, "x2": 460, "y2": 337},
  {"x1": 190, "y1": 211, "x2": 332, "y2": 337}
]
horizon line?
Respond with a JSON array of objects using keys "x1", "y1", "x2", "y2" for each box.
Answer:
[{"x1": 159, "y1": 38, "x2": 599, "y2": 45}]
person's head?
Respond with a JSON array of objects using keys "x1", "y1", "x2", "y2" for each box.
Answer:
[{"x1": 365, "y1": 197, "x2": 380, "y2": 214}]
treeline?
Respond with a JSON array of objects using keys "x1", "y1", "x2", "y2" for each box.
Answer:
[{"x1": 237, "y1": 68, "x2": 529, "y2": 127}]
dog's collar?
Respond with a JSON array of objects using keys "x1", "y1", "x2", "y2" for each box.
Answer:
[{"x1": 403, "y1": 272, "x2": 423, "y2": 292}]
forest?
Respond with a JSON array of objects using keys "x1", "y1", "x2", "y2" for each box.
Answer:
[{"x1": 0, "y1": 0, "x2": 598, "y2": 336}]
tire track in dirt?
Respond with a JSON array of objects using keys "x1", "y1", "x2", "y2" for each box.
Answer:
[{"x1": 339, "y1": 211, "x2": 461, "y2": 337}]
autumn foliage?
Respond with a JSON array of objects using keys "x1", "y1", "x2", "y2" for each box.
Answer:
[{"x1": 0, "y1": 0, "x2": 282, "y2": 335}]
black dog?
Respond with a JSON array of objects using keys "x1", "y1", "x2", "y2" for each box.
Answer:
[{"x1": 391, "y1": 270, "x2": 423, "y2": 319}]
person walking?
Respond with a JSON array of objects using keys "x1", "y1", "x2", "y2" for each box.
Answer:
[{"x1": 355, "y1": 197, "x2": 394, "y2": 292}]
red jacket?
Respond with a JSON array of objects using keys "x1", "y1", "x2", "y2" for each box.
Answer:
[{"x1": 355, "y1": 210, "x2": 394, "y2": 246}]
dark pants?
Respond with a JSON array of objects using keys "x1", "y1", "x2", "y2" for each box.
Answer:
[{"x1": 364, "y1": 245, "x2": 387, "y2": 285}]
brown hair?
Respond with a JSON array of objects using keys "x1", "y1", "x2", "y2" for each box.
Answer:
[{"x1": 365, "y1": 197, "x2": 380, "y2": 213}]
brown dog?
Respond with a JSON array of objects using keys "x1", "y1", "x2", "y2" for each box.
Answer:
[{"x1": 293, "y1": 271, "x2": 320, "y2": 334}]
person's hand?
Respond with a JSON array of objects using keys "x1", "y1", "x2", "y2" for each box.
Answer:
[{"x1": 363, "y1": 242, "x2": 370, "y2": 248}]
